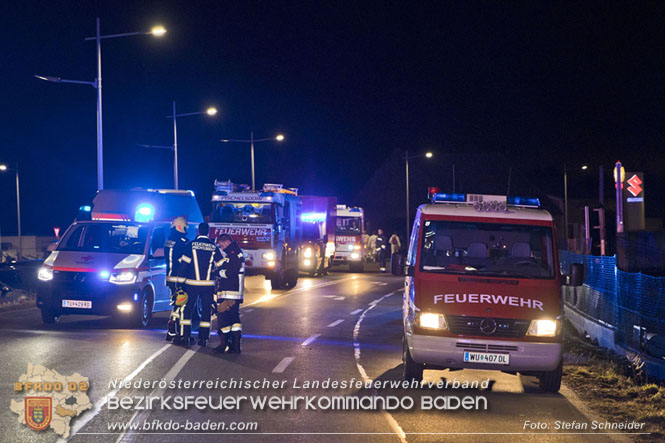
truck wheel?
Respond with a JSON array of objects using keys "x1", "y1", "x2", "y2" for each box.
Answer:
[
  {"x1": 40, "y1": 308, "x2": 60, "y2": 324},
  {"x1": 270, "y1": 270, "x2": 286, "y2": 290},
  {"x1": 132, "y1": 290, "x2": 153, "y2": 329},
  {"x1": 538, "y1": 360, "x2": 563, "y2": 393},
  {"x1": 286, "y1": 269, "x2": 299, "y2": 288},
  {"x1": 349, "y1": 261, "x2": 364, "y2": 273},
  {"x1": 402, "y1": 335, "x2": 423, "y2": 382}
]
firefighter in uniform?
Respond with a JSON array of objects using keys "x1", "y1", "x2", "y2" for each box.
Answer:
[
  {"x1": 213, "y1": 234, "x2": 245, "y2": 353},
  {"x1": 375, "y1": 228, "x2": 388, "y2": 272},
  {"x1": 164, "y1": 216, "x2": 188, "y2": 342},
  {"x1": 175, "y1": 222, "x2": 224, "y2": 347}
]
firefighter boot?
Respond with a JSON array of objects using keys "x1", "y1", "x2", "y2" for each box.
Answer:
[
  {"x1": 229, "y1": 331, "x2": 242, "y2": 354},
  {"x1": 213, "y1": 332, "x2": 229, "y2": 353}
]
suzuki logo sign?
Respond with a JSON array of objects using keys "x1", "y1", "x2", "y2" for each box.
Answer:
[{"x1": 627, "y1": 174, "x2": 643, "y2": 197}]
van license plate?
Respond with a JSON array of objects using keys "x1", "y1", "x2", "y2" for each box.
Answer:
[
  {"x1": 62, "y1": 300, "x2": 92, "y2": 309},
  {"x1": 464, "y1": 351, "x2": 510, "y2": 365}
]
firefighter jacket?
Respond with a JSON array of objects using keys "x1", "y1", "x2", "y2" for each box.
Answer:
[
  {"x1": 178, "y1": 235, "x2": 224, "y2": 287},
  {"x1": 164, "y1": 228, "x2": 188, "y2": 284},
  {"x1": 375, "y1": 234, "x2": 387, "y2": 252},
  {"x1": 216, "y1": 241, "x2": 245, "y2": 301}
]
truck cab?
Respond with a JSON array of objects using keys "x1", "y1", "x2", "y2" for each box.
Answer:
[
  {"x1": 299, "y1": 196, "x2": 337, "y2": 277},
  {"x1": 36, "y1": 189, "x2": 203, "y2": 327},
  {"x1": 334, "y1": 205, "x2": 365, "y2": 272},
  {"x1": 402, "y1": 193, "x2": 583, "y2": 392},
  {"x1": 209, "y1": 181, "x2": 301, "y2": 289}
]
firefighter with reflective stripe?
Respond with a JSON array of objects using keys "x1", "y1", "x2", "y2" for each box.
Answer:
[
  {"x1": 164, "y1": 216, "x2": 188, "y2": 342},
  {"x1": 213, "y1": 234, "x2": 245, "y2": 353},
  {"x1": 175, "y1": 222, "x2": 223, "y2": 347},
  {"x1": 375, "y1": 228, "x2": 388, "y2": 272}
]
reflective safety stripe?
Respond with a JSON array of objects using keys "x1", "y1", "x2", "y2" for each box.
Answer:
[
  {"x1": 166, "y1": 275, "x2": 182, "y2": 282},
  {"x1": 221, "y1": 326, "x2": 232, "y2": 333},
  {"x1": 217, "y1": 291, "x2": 242, "y2": 300},
  {"x1": 170, "y1": 313, "x2": 179, "y2": 319},
  {"x1": 168, "y1": 248, "x2": 173, "y2": 276},
  {"x1": 219, "y1": 269, "x2": 227, "y2": 279},
  {"x1": 206, "y1": 252, "x2": 215, "y2": 281},
  {"x1": 193, "y1": 249, "x2": 200, "y2": 281},
  {"x1": 231, "y1": 323, "x2": 242, "y2": 331},
  {"x1": 199, "y1": 321, "x2": 211, "y2": 328},
  {"x1": 185, "y1": 279, "x2": 215, "y2": 286},
  {"x1": 215, "y1": 259, "x2": 225, "y2": 267},
  {"x1": 180, "y1": 319, "x2": 192, "y2": 325},
  {"x1": 180, "y1": 255, "x2": 192, "y2": 263}
]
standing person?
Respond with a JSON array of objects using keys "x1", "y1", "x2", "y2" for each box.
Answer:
[
  {"x1": 375, "y1": 229, "x2": 388, "y2": 272},
  {"x1": 213, "y1": 234, "x2": 245, "y2": 353},
  {"x1": 368, "y1": 232, "x2": 378, "y2": 262},
  {"x1": 164, "y1": 216, "x2": 189, "y2": 342},
  {"x1": 175, "y1": 222, "x2": 223, "y2": 347},
  {"x1": 389, "y1": 232, "x2": 402, "y2": 256}
]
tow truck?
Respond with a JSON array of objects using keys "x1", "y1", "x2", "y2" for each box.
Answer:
[
  {"x1": 209, "y1": 181, "x2": 301, "y2": 289},
  {"x1": 401, "y1": 192, "x2": 584, "y2": 392},
  {"x1": 299, "y1": 196, "x2": 337, "y2": 277},
  {"x1": 334, "y1": 205, "x2": 365, "y2": 272}
]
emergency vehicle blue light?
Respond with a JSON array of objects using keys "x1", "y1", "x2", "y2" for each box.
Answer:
[
  {"x1": 432, "y1": 193, "x2": 466, "y2": 203},
  {"x1": 80, "y1": 205, "x2": 92, "y2": 212},
  {"x1": 134, "y1": 203, "x2": 154, "y2": 222},
  {"x1": 301, "y1": 212, "x2": 326, "y2": 223},
  {"x1": 99, "y1": 270, "x2": 110, "y2": 279},
  {"x1": 506, "y1": 196, "x2": 541, "y2": 207},
  {"x1": 133, "y1": 293, "x2": 139, "y2": 301}
]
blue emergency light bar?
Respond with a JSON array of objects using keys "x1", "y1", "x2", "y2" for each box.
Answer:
[
  {"x1": 80, "y1": 205, "x2": 92, "y2": 212},
  {"x1": 134, "y1": 203, "x2": 155, "y2": 222},
  {"x1": 431, "y1": 193, "x2": 541, "y2": 208},
  {"x1": 432, "y1": 193, "x2": 466, "y2": 203},
  {"x1": 506, "y1": 196, "x2": 541, "y2": 207},
  {"x1": 301, "y1": 212, "x2": 327, "y2": 223}
]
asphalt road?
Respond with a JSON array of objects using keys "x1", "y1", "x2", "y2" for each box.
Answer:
[{"x1": 1, "y1": 269, "x2": 635, "y2": 442}]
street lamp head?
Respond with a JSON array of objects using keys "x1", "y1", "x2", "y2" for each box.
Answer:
[
  {"x1": 275, "y1": 134, "x2": 285, "y2": 142},
  {"x1": 0, "y1": 164, "x2": 7, "y2": 171},
  {"x1": 425, "y1": 152, "x2": 433, "y2": 158},
  {"x1": 151, "y1": 26, "x2": 167, "y2": 37},
  {"x1": 581, "y1": 165, "x2": 588, "y2": 170},
  {"x1": 206, "y1": 107, "x2": 218, "y2": 116}
]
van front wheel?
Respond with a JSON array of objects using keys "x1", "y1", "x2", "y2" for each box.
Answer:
[
  {"x1": 538, "y1": 360, "x2": 563, "y2": 393},
  {"x1": 402, "y1": 335, "x2": 423, "y2": 382}
]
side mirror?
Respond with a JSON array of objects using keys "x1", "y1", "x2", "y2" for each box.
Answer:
[
  {"x1": 568, "y1": 263, "x2": 584, "y2": 286},
  {"x1": 47, "y1": 243, "x2": 57, "y2": 252},
  {"x1": 151, "y1": 248, "x2": 165, "y2": 259},
  {"x1": 391, "y1": 253, "x2": 405, "y2": 275}
]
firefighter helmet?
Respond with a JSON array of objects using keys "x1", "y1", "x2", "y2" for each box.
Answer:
[
  {"x1": 171, "y1": 216, "x2": 188, "y2": 234},
  {"x1": 175, "y1": 288, "x2": 189, "y2": 306}
]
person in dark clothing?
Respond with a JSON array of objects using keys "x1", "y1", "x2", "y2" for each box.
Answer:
[
  {"x1": 175, "y1": 222, "x2": 224, "y2": 347},
  {"x1": 213, "y1": 234, "x2": 245, "y2": 353},
  {"x1": 375, "y1": 228, "x2": 388, "y2": 272},
  {"x1": 164, "y1": 216, "x2": 188, "y2": 342}
]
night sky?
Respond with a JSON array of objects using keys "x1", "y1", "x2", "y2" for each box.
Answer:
[{"x1": 1, "y1": 1, "x2": 664, "y2": 237}]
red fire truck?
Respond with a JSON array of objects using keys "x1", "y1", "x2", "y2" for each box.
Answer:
[
  {"x1": 299, "y1": 196, "x2": 337, "y2": 277},
  {"x1": 209, "y1": 181, "x2": 301, "y2": 289},
  {"x1": 334, "y1": 205, "x2": 365, "y2": 272},
  {"x1": 401, "y1": 192, "x2": 584, "y2": 392}
]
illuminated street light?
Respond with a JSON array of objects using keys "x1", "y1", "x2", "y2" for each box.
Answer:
[
  {"x1": 35, "y1": 18, "x2": 166, "y2": 191},
  {"x1": 425, "y1": 152, "x2": 433, "y2": 158},
  {"x1": 206, "y1": 107, "x2": 218, "y2": 116},
  {"x1": 581, "y1": 165, "x2": 588, "y2": 170},
  {"x1": 221, "y1": 133, "x2": 286, "y2": 191},
  {"x1": 405, "y1": 151, "x2": 434, "y2": 239},
  {"x1": 0, "y1": 163, "x2": 21, "y2": 260}
]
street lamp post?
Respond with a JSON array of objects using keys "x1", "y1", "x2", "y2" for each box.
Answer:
[
  {"x1": 0, "y1": 164, "x2": 21, "y2": 261},
  {"x1": 36, "y1": 18, "x2": 166, "y2": 191},
  {"x1": 221, "y1": 133, "x2": 285, "y2": 191},
  {"x1": 405, "y1": 151, "x2": 433, "y2": 240}
]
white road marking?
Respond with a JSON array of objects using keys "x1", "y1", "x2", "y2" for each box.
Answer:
[
  {"x1": 334, "y1": 296, "x2": 345, "y2": 300},
  {"x1": 243, "y1": 277, "x2": 354, "y2": 307},
  {"x1": 301, "y1": 334, "x2": 321, "y2": 346},
  {"x1": 272, "y1": 356, "x2": 295, "y2": 373},
  {"x1": 352, "y1": 290, "x2": 407, "y2": 443},
  {"x1": 243, "y1": 308, "x2": 254, "y2": 313},
  {"x1": 350, "y1": 309, "x2": 363, "y2": 315},
  {"x1": 61, "y1": 344, "x2": 172, "y2": 442},
  {"x1": 116, "y1": 349, "x2": 197, "y2": 443},
  {"x1": 328, "y1": 319, "x2": 344, "y2": 327}
]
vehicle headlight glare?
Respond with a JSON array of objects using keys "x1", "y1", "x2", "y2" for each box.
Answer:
[
  {"x1": 303, "y1": 247, "x2": 312, "y2": 258},
  {"x1": 109, "y1": 270, "x2": 137, "y2": 285},
  {"x1": 347, "y1": 244, "x2": 355, "y2": 251},
  {"x1": 419, "y1": 312, "x2": 447, "y2": 330},
  {"x1": 262, "y1": 251, "x2": 276, "y2": 260},
  {"x1": 527, "y1": 319, "x2": 559, "y2": 337},
  {"x1": 38, "y1": 267, "x2": 53, "y2": 281}
]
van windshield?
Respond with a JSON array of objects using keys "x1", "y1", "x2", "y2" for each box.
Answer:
[
  {"x1": 58, "y1": 223, "x2": 149, "y2": 255},
  {"x1": 419, "y1": 220, "x2": 555, "y2": 279},
  {"x1": 211, "y1": 202, "x2": 274, "y2": 224},
  {"x1": 336, "y1": 216, "x2": 361, "y2": 235}
]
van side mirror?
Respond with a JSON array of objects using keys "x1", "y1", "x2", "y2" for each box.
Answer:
[
  {"x1": 568, "y1": 263, "x2": 584, "y2": 286},
  {"x1": 151, "y1": 248, "x2": 165, "y2": 259}
]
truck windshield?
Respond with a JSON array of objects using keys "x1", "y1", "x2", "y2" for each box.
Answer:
[
  {"x1": 58, "y1": 223, "x2": 149, "y2": 255},
  {"x1": 336, "y1": 216, "x2": 361, "y2": 235},
  {"x1": 211, "y1": 202, "x2": 274, "y2": 224},
  {"x1": 419, "y1": 220, "x2": 555, "y2": 279}
]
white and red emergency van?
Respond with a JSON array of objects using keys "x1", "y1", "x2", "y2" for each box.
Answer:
[
  {"x1": 402, "y1": 193, "x2": 583, "y2": 392},
  {"x1": 334, "y1": 204, "x2": 365, "y2": 272}
]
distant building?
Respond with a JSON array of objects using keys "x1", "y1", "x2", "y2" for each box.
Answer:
[{"x1": 0, "y1": 236, "x2": 56, "y2": 262}]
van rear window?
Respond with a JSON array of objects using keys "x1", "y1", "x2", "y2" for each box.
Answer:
[{"x1": 419, "y1": 220, "x2": 555, "y2": 279}]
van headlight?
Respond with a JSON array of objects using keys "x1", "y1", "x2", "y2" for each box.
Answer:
[
  {"x1": 262, "y1": 251, "x2": 276, "y2": 261},
  {"x1": 38, "y1": 267, "x2": 54, "y2": 281},
  {"x1": 303, "y1": 247, "x2": 313, "y2": 258},
  {"x1": 419, "y1": 312, "x2": 448, "y2": 330},
  {"x1": 109, "y1": 270, "x2": 137, "y2": 285},
  {"x1": 526, "y1": 319, "x2": 560, "y2": 337}
]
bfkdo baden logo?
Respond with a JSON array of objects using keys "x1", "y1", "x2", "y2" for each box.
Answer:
[{"x1": 10, "y1": 363, "x2": 92, "y2": 438}]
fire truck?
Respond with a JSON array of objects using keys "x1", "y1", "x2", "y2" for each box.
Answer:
[
  {"x1": 209, "y1": 181, "x2": 301, "y2": 289},
  {"x1": 400, "y1": 192, "x2": 584, "y2": 392},
  {"x1": 299, "y1": 196, "x2": 337, "y2": 277},
  {"x1": 334, "y1": 204, "x2": 365, "y2": 272}
]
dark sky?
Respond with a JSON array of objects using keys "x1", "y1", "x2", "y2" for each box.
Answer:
[{"x1": 1, "y1": 1, "x2": 664, "y2": 236}]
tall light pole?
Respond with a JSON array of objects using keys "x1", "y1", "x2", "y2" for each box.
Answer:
[
  {"x1": 0, "y1": 164, "x2": 21, "y2": 261},
  {"x1": 221, "y1": 133, "x2": 285, "y2": 191},
  {"x1": 36, "y1": 19, "x2": 166, "y2": 191},
  {"x1": 405, "y1": 151, "x2": 433, "y2": 240}
]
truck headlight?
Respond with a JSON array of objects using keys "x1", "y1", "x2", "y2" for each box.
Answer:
[
  {"x1": 303, "y1": 247, "x2": 313, "y2": 258},
  {"x1": 38, "y1": 267, "x2": 53, "y2": 281},
  {"x1": 347, "y1": 244, "x2": 355, "y2": 251},
  {"x1": 419, "y1": 312, "x2": 448, "y2": 330},
  {"x1": 262, "y1": 251, "x2": 276, "y2": 261},
  {"x1": 350, "y1": 252, "x2": 360, "y2": 260},
  {"x1": 354, "y1": 244, "x2": 361, "y2": 250},
  {"x1": 526, "y1": 319, "x2": 560, "y2": 337},
  {"x1": 109, "y1": 270, "x2": 137, "y2": 285}
]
